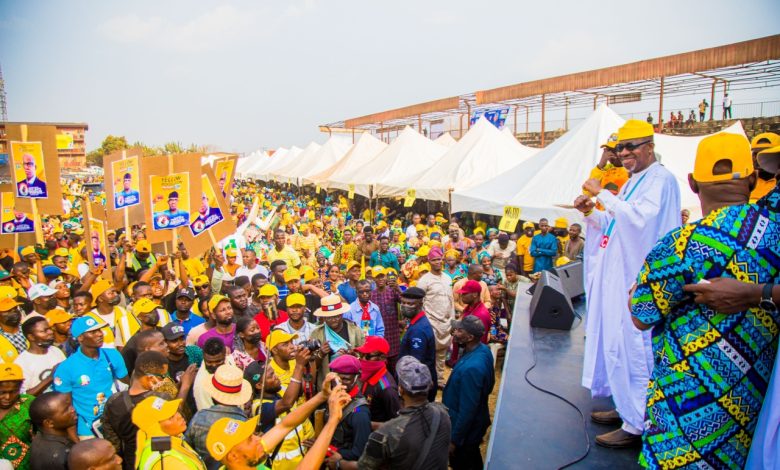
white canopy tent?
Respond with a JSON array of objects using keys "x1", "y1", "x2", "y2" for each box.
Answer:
[
  {"x1": 452, "y1": 104, "x2": 747, "y2": 223},
  {"x1": 268, "y1": 143, "x2": 320, "y2": 182},
  {"x1": 367, "y1": 127, "x2": 450, "y2": 197},
  {"x1": 434, "y1": 132, "x2": 457, "y2": 147},
  {"x1": 313, "y1": 133, "x2": 388, "y2": 197},
  {"x1": 411, "y1": 116, "x2": 540, "y2": 202},
  {"x1": 255, "y1": 146, "x2": 302, "y2": 181},
  {"x1": 289, "y1": 137, "x2": 352, "y2": 186},
  {"x1": 240, "y1": 148, "x2": 275, "y2": 177}
]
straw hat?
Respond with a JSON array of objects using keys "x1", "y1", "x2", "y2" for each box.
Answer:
[
  {"x1": 204, "y1": 364, "x2": 253, "y2": 406},
  {"x1": 313, "y1": 294, "x2": 350, "y2": 317}
]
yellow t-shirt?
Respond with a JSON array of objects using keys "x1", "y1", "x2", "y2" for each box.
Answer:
[
  {"x1": 516, "y1": 235, "x2": 535, "y2": 273},
  {"x1": 750, "y1": 177, "x2": 776, "y2": 204},
  {"x1": 181, "y1": 258, "x2": 206, "y2": 280}
]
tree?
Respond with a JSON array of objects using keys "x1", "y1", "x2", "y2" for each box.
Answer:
[{"x1": 86, "y1": 135, "x2": 129, "y2": 166}]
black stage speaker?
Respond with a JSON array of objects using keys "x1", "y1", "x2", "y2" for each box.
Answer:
[
  {"x1": 553, "y1": 261, "x2": 585, "y2": 299},
  {"x1": 529, "y1": 271, "x2": 575, "y2": 330}
]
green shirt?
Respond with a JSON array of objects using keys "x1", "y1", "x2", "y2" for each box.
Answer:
[{"x1": 0, "y1": 393, "x2": 34, "y2": 470}]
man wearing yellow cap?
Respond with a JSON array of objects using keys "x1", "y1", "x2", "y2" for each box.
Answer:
[
  {"x1": 575, "y1": 119, "x2": 681, "y2": 448},
  {"x1": 629, "y1": 133, "x2": 780, "y2": 469},
  {"x1": 133, "y1": 396, "x2": 206, "y2": 469},
  {"x1": 85, "y1": 279, "x2": 137, "y2": 350},
  {"x1": 749, "y1": 132, "x2": 780, "y2": 202}
]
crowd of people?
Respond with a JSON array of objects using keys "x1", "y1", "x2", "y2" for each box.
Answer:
[
  {"x1": 0, "y1": 158, "x2": 592, "y2": 470},
  {"x1": 0, "y1": 119, "x2": 778, "y2": 470}
]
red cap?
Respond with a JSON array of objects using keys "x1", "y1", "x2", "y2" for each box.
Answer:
[
  {"x1": 354, "y1": 336, "x2": 390, "y2": 355},
  {"x1": 457, "y1": 279, "x2": 482, "y2": 295}
]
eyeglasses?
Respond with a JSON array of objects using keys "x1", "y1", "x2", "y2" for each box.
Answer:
[
  {"x1": 615, "y1": 139, "x2": 652, "y2": 153},
  {"x1": 195, "y1": 285, "x2": 209, "y2": 290}
]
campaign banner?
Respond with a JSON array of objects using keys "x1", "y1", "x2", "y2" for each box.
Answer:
[
  {"x1": 111, "y1": 156, "x2": 142, "y2": 209},
  {"x1": 150, "y1": 173, "x2": 191, "y2": 231},
  {"x1": 10, "y1": 141, "x2": 48, "y2": 199},
  {"x1": 470, "y1": 107, "x2": 510, "y2": 128},
  {"x1": 0, "y1": 193, "x2": 34, "y2": 234}
]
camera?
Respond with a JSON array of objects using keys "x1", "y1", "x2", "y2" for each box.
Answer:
[{"x1": 299, "y1": 338, "x2": 322, "y2": 352}]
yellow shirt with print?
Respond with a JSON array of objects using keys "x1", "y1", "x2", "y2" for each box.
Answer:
[
  {"x1": 750, "y1": 177, "x2": 776, "y2": 204},
  {"x1": 516, "y1": 235, "x2": 535, "y2": 273},
  {"x1": 267, "y1": 359, "x2": 314, "y2": 470}
]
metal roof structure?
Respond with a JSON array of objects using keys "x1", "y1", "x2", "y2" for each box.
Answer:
[{"x1": 321, "y1": 35, "x2": 780, "y2": 142}]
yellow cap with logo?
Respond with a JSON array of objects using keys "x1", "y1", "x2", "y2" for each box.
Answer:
[{"x1": 693, "y1": 133, "x2": 753, "y2": 183}]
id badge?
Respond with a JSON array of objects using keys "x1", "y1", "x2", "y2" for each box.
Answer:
[{"x1": 600, "y1": 235, "x2": 610, "y2": 248}]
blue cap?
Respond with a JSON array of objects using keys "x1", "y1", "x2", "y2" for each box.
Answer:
[
  {"x1": 71, "y1": 316, "x2": 106, "y2": 338},
  {"x1": 43, "y1": 265, "x2": 62, "y2": 278}
]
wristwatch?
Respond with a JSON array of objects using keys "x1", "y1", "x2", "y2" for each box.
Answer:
[{"x1": 759, "y1": 283, "x2": 777, "y2": 313}]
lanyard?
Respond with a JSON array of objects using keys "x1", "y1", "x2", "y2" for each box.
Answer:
[{"x1": 600, "y1": 172, "x2": 649, "y2": 248}]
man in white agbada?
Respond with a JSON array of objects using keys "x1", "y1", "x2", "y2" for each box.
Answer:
[{"x1": 574, "y1": 119, "x2": 681, "y2": 448}]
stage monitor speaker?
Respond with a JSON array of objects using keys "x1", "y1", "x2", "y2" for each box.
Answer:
[
  {"x1": 529, "y1": 271, "x2": 575, "y2": 330},
  {"x1": 553, "y1": 261, "x2": 585, "y2": 299}
]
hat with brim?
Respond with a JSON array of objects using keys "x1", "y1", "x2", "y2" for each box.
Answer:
[
  {"x1": 758, "y1": 144, "x2": 780, "y2": 175},
  {"x1": 204, "y1": 364, "x2": 253, "y2": 406},
  {"x1": 71, "y1": 316, "x2": 107, "y2": 337},
  {"x1": 314, "y1": 294, "x2": 350, "y2": 317},
  {"x1": 207, "y1": 415, "x2": 260, "y2": 462},
  {"x1": 132, "y1": 396, "x2": 183, "y2": 434}
]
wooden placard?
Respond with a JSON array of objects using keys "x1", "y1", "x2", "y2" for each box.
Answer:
[
  {"x1": 103, "y1": 148, "x2": 146, "y2": 230},
  {"x1": 177, "y1": 164, "x2": 234, "y2": 257},
  {"x1": 4, "y1": 124, "x2": 63, "y2": 216},
  {"x1": 0, "y1": 184, "x2": 36, "y2": 250},
  {"x1": 141, "y1": 154, "x2": 202, "y2": 246}
]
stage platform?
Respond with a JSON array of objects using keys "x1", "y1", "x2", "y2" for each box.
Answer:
[{"x1": 486, "y1": 286, "x2": 643, "y2": 469}]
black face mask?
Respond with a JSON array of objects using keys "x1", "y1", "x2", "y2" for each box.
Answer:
[
  {"x1": 400, "y1": 305, "x2": 418, "y2": 319},
  {"x1": 109, "y1": 296, "x2": 121, "y2": 306},
  {"x1": 37, "y1": 339, "x2": 54, "y2": 349},
  {"x1": 45, "y1": 297, "x2": 58, "y2": 310},
  {"x1": 3, "y1": 311, "x2": 21, "y2": 328},
  {"x1": 245, "y1": 333, "x2": 262, "y2": 345},
  {"x1": 143, "y1": 311, "x2": 160, "y2": 326},
  {"x1": 205, "y1": 363, "x2": 221, "y2": 374}
]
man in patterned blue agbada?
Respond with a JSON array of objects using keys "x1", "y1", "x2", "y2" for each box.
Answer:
[{"x1": 631, "y1": 133, "x2": 780, "y2": 469}]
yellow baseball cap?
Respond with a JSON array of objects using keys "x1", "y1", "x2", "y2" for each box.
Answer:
[
  {"x1": 302, "y1": 269, "x2": 318, "y2": 282},
  {"x1": 265, "y1": 329, "x2": 298, "y2": 350},
  {"x1": 0, "y1": 286, "x2": 17, "y2": 300},
  {"x1": 90, "y1": 279, "x2": 113, "y2": 306},
  {"x1": 225, "y1": 248, "x2": 238, "y2": 257},
  {"x1": 0, "y1": 363, "x2": 23, "y2": 382},
  {"x1": 554, "y1": 217, "x2": 568, "y2": 229},
  {"x1": 208, "y1": 294, "x2": 230, "y2": 312},
  {"x1": 601, "y1": 132, "x2": 619, "y2": 149},
  {"x1": 193, "y1": 275, "x2": 210, "y2": 287},
  {"x1": 283, "y1": 268, "x2": 301, "y2": 283},
  {"x1": 54, "y1": 248, "x2": 69, "y2": 257},
  {"x1": 617, "y1": 120, "x2": 654, "y2": 142},
  {"x1": 285, "y1": 293, "x2": 306, "y2": 307},
  {"x1": 0, "y1": 297, "x2": 21, "y2": 313},
  {"x1": 693, "y1": 133, "x2": 753, "y2": 183},
  {"x1": 132, "y1": 396, "x2": 182, "y2": 434},
  {"x1": 371, "y1": 266, "x2": 386, "y2": 277},
  {"x1": 416, "y1": 245, "x2": 430, "y2": 257},
  {"x1": 758, "y1": 145, "x2": 780, "y2": 175},
  {"x1": 136, "y1": 240, "x2": 152, "y2": 254},
  {"x1": 206, "y1": 415, "x2": 260, "y2": 462},
  {"x1": 522, "y1": 221, "x2": 535, "y2": 230},
  {"x1": 258, "y1": 284, "x2": 279, "y2": 298},
  {"x1": 20, "y1": 246, "x2": 35, "y2": 257},
  {"x1": 45, "y1": 308, "x2": 73, "y2": 325},
  {"x1": 750, "y1": 132, "x2": 780, "y2": 151},
  {"x1": 133, "y1": 298, "x2": 158, "y2": 314},
  {"x1": 346, "y1": 261, "x2": 360, "y2": 272}
]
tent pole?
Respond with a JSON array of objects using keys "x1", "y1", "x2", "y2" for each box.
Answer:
[
  {"x1": 448, "y1": 189, "x2": 453, "y2": 221},
  {"x1": 541, "y1": 94, "x2": 546, "y2": 147},
  {"x1": 513, "y1": 106, "x2": 518, "y2": 136},
  {"x1": 709, "y1": 79, "x2": 716, "y2": 121},
  {"x1": 658, "y1": 76, "x2": 665, "y2": 132}
]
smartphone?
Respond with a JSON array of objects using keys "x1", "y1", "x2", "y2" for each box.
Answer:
[{"x1": 331, "y1": 377, "x2": 341, "y2": 389}]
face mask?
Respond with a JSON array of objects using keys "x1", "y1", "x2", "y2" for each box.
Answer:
[
  {"x1": 3, "y1": 311, "x2": 21, "y2": 328},
  {"x1": 400, "y1": 305, "x2": 418, "y2": 319},
  {"x1": 144, "y1": 311, "x2": 160, "y2": 326},
  {"x1": 245, "y1": 333, "x2": 262, "y2": 345},
  {"x1": 36, "y1": 339, "x2": 54, "y2": 349},
  {"x1": 46, "y1": 297, "x2": 58, "y2": 310},
  {"x1": 109, "y1": 295, "x2": 121, "y2": 306}
]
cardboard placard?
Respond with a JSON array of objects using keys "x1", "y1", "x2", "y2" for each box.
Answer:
[
  {"x1": 84, "y1": 201, "x2": 112, "y2": 281},
  {"x1": 177, "y1": 165, "x2": 234, "y2": 258},
  {"x1": 0, "y1": 184, "x2": 36, "y2": 249},
  {"x1": 348, "y1": 184, "x2": 355, "y2": 199},
  {"x1": 141, "y1": 154, "x2": 202, "y2": 246},
  {"x1": 404, "y1": 189, "x2": 416, "y2": 208},
  {"x1": 213, "y1": 154, "x2": 238, "y2": 202},
  {"x1": 498, "y1": 205, "x2": 522, "y2": 233},
  {"x1": 104, "y1": 148, "x2": 146, "y2": 230},
  {"x1": 4, "y1": 124, "x2": 64, "y2": 216}
]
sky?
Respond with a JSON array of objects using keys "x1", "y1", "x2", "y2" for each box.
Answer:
[{"x1": 1, "y1": 0, "x2": 778, "y2": 154}]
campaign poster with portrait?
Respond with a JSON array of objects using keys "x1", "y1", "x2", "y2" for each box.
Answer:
[
  {"x1": 10, "y1": 141, "x2": 48, "y2": 199},
  {"x1": 190, "y1": 174, "x2": 224, "y2": 236},
  {"x1": 88, "y1": 219, "x2": 108, "y2": 267},
  {"x1": 150, "y1": 173, "x2": 190, "y2": 231},
  {"x1": 0, "y1": 193, "x2": 34, "y2": 234},
  {"x1": 214, "y1": 157, "x2": 236, "y2": 199},
  {"x1": 111, "y1": 156, "x2": 141, "y2": 209}
]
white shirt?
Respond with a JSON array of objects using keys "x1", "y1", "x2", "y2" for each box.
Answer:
[
  {"x1": 275, "y1": 320, "x2": 316, "y2": 345},
  {"x1": 487, "y1": 239, "x2": 517, "y2": 270},
  {"x1": 236, "y1": 264, "x2": 270, "y2": 280},
  {"x1": 15, "y1": 347, "x2": 66, "y2": 393},
  {"x1": 405, "y1": 225, "x2": 418, "y2": 240},
  {"x1": 723, "y1": 96, "x2": 732, "y2": 107}
]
